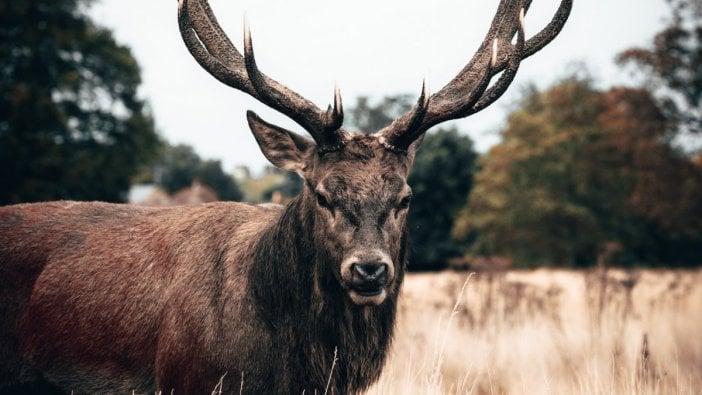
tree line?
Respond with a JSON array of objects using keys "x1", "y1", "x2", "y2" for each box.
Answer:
[
  {"x1": 2, "y1": 0, "x2": 700, "y2": 268},
  {"x1": 454, "y1": 77, "x2": 701, "y2": 267}
]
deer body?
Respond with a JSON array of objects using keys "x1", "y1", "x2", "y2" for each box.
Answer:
[
  {"x1": 1, "y1": 196, "x2": 400, "y2": 393},
  {"x1": 0, "y1": 0, "x2": 570, "y2": 392},
  {"x1": 2, "y1": 201, "x2": 273, "y2": 393}
]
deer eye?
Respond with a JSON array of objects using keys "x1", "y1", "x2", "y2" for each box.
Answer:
[
  {"x1": 398, "y1": 194, "x2": 412, "y2": 210},
  {"x1": 316, "y1": 192, "x2": 332, "y2": 210}
]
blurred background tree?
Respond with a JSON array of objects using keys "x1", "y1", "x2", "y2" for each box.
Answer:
[
  {"x1": 406, "y1": 127, "x2": 477, "y2": 270},
  {"x1": 616, "y1": 0, "x2": 702, "y2": 137},
  {"x1": 453, "y1": 74, "x2": 702, "y2": 267},
  {"x1": 454, "y1": 0, "x2": 702, "y2": 268},
  {"x1": 140, "y1": 143, "x2": 243, "y2": 201},
  {"x1": 259, "y1": 169, "x2": 302, "y2": 202},
  {"x1": 348, "y1": 95, "x2": 477, "y2": 271},
  {"x1": 0, "y1": 0, "x2": 160, "y2": 204}
]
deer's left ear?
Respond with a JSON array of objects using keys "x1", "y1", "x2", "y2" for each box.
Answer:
[
  {"x1": 246, "y1": 111, "x2": 314, "y2": 172},
  {"x1": 406, "y1": 134, "x2": 425, "y2": 167}
]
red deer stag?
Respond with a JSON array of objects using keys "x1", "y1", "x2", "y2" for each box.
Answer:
[{"x1": 0, "y1": 0, "x2": 571, "y2": 393}]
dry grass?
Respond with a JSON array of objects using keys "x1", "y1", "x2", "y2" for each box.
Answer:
[{"x1": 367, "y1": 268, "x2": 702, "y2": 394}]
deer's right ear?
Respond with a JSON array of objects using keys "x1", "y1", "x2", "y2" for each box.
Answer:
[{"x1": 246, "y1": 111, "x2": 314, "y2": 172}]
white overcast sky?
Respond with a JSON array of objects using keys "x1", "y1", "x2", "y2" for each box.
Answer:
[{"x1": 90, "y1": 0, "x2": 669, "y2": 173}]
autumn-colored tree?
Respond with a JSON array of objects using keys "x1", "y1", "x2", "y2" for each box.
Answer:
[
  {"x1": 600, "y1": 87, "x2": 702, "y2": 261},
  {"x1": 454, "y1": 76, "x2": 702, "y2": 266}
]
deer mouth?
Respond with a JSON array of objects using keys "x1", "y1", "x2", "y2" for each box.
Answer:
[
  {"x1": 348, "y1": 288, "x2": 388, "y2": 306},
  {"x1": 340, "y1": 251, "x2": 395, "y2": 306},
  {"x1": 352, "y1": 286, "x2": 383, "y2": 297},
  {"x1": 345, "y1": 273, "x2": 389, "y2": 305}
]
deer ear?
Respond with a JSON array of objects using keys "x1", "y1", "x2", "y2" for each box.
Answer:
[
  {"x1": 406, "y1": 133, "x2": 425, "y2": 167},
  {"x1": 246, "y1": 111, "x2": 314, "y2": 172}
]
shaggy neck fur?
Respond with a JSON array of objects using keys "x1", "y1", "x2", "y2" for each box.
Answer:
[{"x1": 250, "y1": 194, "x2": 407, "y2": 394}]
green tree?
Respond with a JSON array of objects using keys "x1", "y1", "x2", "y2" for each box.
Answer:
[
  {"x1": 617, "y1": 0, "x2": 702, "y2": 137},
  {"x1": 0, "y1": 0, "x2": 160, "y2": 204},
  {"x1": 260, "y1": 168, "x2": 303, "y2": 202},
  {"x1": 348, "y1": 95, "x2": 477, "y2": 270},
  {"x1": 349, "y1": 95, "x2": 417, "y2": 132},
  {"x1": 407, "y1": 128, "x2": 477, "y2": 270},
  {"x1": 149, "y1": 143, "x2": 242, "y2": 201},
  {"x1": 454, "y1": 76, "x2": 702, "y2": 267}
]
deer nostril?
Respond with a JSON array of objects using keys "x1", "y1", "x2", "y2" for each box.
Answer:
[{"x1": 352, "y1": 263, "x2": 387, "y2": 281}]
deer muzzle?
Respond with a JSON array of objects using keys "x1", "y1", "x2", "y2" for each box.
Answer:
[{"x1": 341, "y1": 250, "x2": 394, "y2": 306}]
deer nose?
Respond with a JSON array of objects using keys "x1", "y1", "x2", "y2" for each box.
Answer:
[
  {"x1": 351, "y1": 263, "x2": 388, "y2": 284},
  {"x1": 341, "y1": 250, "x2": 395, "y2": 298}
]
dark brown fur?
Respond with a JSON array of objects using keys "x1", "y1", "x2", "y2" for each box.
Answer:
[{"x1": 0, "y1": 137, "x2": 412, "y2": 394}]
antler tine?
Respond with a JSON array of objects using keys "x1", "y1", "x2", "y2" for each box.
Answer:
[
  {"x1": 377, "y1": 79, "x2": 431, "y2": 152},
  {"x1": 242, "y1": 21, "x2": 346, "y2": 148},
  {"x1": 179, "y1": 0, "x2": 345, "y2": 150},
  {"x1": 323, "y1": 83, "x2": 344, "y2": 132},
  {"x1": 187, "y1": 0, "x2": 243, "y2": 69},
  {"x1": 524, "y1": 0, "x2": 573, "y2": 58},
  {"x1": 380, "y1": 0, "x2": 572, "y2": 152},
  {"x1": 449, "y1": 0, "x2": 529, "y2": 91},
  {"x1": 178, "y1": 0, "x2": 255, "y2": 94},
  {"x1": 468, "y1": 7, "x2": 527, "y2": 115}
]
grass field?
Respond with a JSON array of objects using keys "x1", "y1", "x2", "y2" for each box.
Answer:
[{"x1": 367, "y1": 268, "x2": 702, "y2": 394}]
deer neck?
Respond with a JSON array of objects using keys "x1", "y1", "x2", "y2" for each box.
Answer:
[{"x1": 249, "y1": 195, "x2": 404, "y2": 392}]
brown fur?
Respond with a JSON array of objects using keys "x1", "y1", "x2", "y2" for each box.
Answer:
[{"x1": 0, "y1": 136, "x2": 414, "y2": 394}]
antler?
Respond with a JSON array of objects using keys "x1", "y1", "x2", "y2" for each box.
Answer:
[
  {"x1": 177, "y1": 0, "x2": 346, "y2": 151},
  {"x1": 377, "y1": 0, "x2": 573, "y2": 152}
]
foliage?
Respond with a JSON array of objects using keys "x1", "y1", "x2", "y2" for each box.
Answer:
[
  {"x1": 348, "y1": 95, "x2": 477, "y2": 270},
  {"x1": 146, "y1": 143, "x2": 242, "y2": 201},
  {"x1": 407, "y1": 128, "x2": 477, "y2": 270},
  {"x1": 237, "y1": 166, "x2": 286, "y2": 203},
  {"x1": 0, "y1": 0, "x2": 160, "y2": 204},
  {"x1": 454, "y1": 76, "x2": 702, "y2": 267},
  {"x1": 348, "y1": 95, "x2": 418, "y2": 132},
  {"x1": 259, "y1": 167, "x2": 303, "y2": 203},
  {"x1": 617, "y1": 0, "x2": 702, "y2": 137}
]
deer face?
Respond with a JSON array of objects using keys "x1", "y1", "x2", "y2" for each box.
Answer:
[
  {"x1": 248, "y1": 114, "x2": 419, "y2": 305},
  {"x1": 308, "y1": 136, "x2": 418, "y2": 305}
]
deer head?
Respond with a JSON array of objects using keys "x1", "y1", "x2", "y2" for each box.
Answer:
[{"x1": 178, "y1": 0, "x2": 571, "y2": 305}]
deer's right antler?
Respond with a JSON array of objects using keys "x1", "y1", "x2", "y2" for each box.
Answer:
[
  {"x1": 177, "y1": 0, "x2": 346, "y2": 152},
  {"x1": 377, "y1": 0, "x2": 573, "y2": 152}
]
